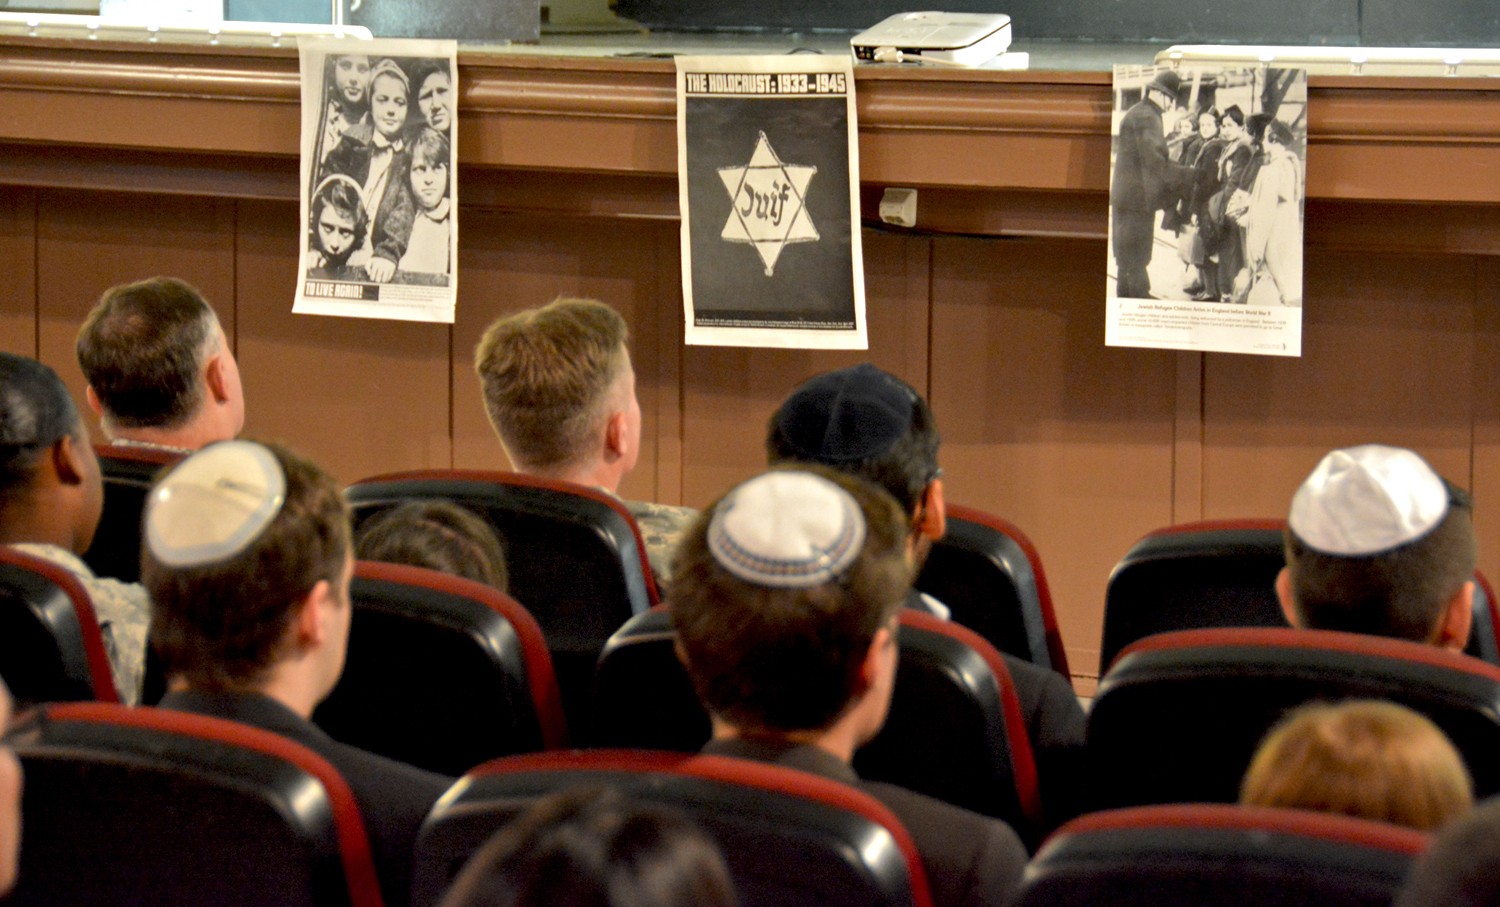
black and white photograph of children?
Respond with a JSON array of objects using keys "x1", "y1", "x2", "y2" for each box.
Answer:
[
  {"x1": 1107, "y1": 64, "x2": 1307, "y2": 309},
  {"x1": 296, "y1": 40, "x2": 458, "y2": 324}
]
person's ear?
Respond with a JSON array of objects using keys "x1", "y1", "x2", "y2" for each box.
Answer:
[
  {"x1": 52, "y1": 434, "x2": 88, "y2": 486},
  {"x1": 84, "y1": 385, "x2": 105, "y2": 418},
  {"x1": 294, "y1": 580, "x2": 333, "y2": 648},
  {"x1": 205, "y1": 353, "x2": 231, "y2": 405},
  {"x1": 1434, "y1": 581, "x2": 1475, "y2": 652},
  {"x1": 1275, "y1": 567, "x2": 1301, "y2": 628},
  {"x1": 915, "y1": 478, "x2": 946, "y2": 542},
  {"x1": 855, "y1": 626, "x2": 895, "y2": 697},
  {"x1": 604, "y1": 410, "x2": 630, "y2": 461}
]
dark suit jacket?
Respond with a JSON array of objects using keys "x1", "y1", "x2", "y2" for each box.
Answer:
[
  {"x1": 703, "y1": 738, "x2": 1027, "y2": 907},
  {"x1": 1112, "y1": 97, "x2": 1195, "y2": 213},
  {"x1": 160, "y1": 690, "x2": 452, "y2": 907},
  {"x1": 907, "y1": 590, "x2": 1087, "y2": 831}
]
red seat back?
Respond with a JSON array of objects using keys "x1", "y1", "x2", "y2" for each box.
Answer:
[{"x1": 412, "y1": 749, "x2": 935, "y2": 907}]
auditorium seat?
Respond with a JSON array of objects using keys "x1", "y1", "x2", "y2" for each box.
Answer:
[
  {"x1": 914, "y1": 502, "x2": 1069, "y2": 676},
  {"x1": 0, "y1": 546, "x2": 118, "y2": 705},
  {"x1": 410, "y1": 749, "x2": 935, "y2": 907},
  {"x1": 344, "y1": 469, "x2": 658, "y2": 735},
  {"x1": 312, "y1": 561, "x2": 567, "y2": 776},
  {"x1": 1086, "y1": 626, "x2": 1500, "y2": 810},
  {"x1": 1099, "y1": 518, "x2": 1500, "y2": 673},
  {"x1": 1011, "y1": 803, "x2": 1427, "y2": 907},
  {"x1": 83, "y1": 444, "x2": 183, "y2": 584},
  {"x1": 591, "y1": 607, "x2": 1045, "y2": 844},
  {"x1": 7, "y1": 701, "x2": 386, "y2": 907}
]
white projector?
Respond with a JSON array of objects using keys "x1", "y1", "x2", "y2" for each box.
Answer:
[{"x1": 851, "y1": 11, "x2": 1012, "y2": 66}]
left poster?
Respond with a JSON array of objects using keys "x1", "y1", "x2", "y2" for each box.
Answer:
[{"x1": 295, "y1": 39, "x2": 459, "y2": 323}]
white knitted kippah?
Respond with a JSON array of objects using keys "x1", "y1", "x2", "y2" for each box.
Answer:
[
  {"x1": 707, "y1": 471, "x2": 865, "y2": 588},
  {"x1": 1288, "y1": 444, "x2": 1450, "y2": 556},
  {"x1": 145, "y1": 440, "x2": 287, "y2": 567}
]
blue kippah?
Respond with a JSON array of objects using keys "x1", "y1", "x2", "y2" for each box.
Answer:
[{"x1": 774, "y1": 363, "x2": 915, "y2": 464}]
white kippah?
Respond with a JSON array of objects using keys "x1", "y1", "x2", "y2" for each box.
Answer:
[
  {"x1": 145, "y1": 440, "x2": 287, "y2": 567},
  {"x1": 1288, "y1": 444, "x2": 1450, "y2": 557},
  {"x1": 707, "y1": 471, "x2": 865, "y2": 588}
]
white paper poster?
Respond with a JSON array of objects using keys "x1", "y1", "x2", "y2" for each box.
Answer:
[
  {"x1": 1106, "y1": 64, "x2": 1307, "y2": 357},
  {"x1": 676, "y1": 55, "x2": 867, "y2": 349},
  {"x1": 295, "y1": 39, "x2": 458, "y2": 323}
]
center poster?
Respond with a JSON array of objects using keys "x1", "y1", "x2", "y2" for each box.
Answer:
[{"x1": 676, "y1": 55, "x2": 867, "y2": 350}]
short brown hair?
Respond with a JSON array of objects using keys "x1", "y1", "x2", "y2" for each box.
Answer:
[
  {"x1": 473, "y1": 298, "x2": 630, "y2": 471},
  {"x1": 76, "y1": 277, "x2": 221, "y2": 430},
  {"x1": 670, "y1": 467, "x2": 912, "y2": 734},
  {"x1": 1241, "y1": 699, "x2": 1473, "y2": 831},
  {"x1": 356, "y1": 500, "x2": 508, "y2": 591},
  {"x1": 143, "y1": 442, "x2": 351, "y2": 690},
  {"x1": 1285, "y1": 492, "x2": 1477, "y2": 642}
]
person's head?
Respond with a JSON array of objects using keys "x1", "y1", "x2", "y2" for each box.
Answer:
[
  {"x1": 473, "y1": 298, "x2": 640, "y2": 489},
  {"x1": 1220, "y1": 104, "x2": 1245, "y2": 140},
  {"x1": 77, "y1": 276, "x2": 244, "y2": 447},
  {"x1": 1278, "y1": 444, "x2": 1477, "y2": 649},
  {"x1": 408, "y1": 127, "x2": 451, "y2": 213},
  {"x1": 329, "y1": 53, "x2": 371, "y2": 111},
  {"x1": 0, "y1": 680, "x2": 20, "y2": 896},
  {"x1": 1145, "y1": 70, "x2": 1182, "y2": 110},
  {"x1": 1198, "y1": 108, "x2": 1220, "y2": 138},
  {"x1": 1246, "y1": 111, "x2": 1273, "y2": 145},
  {"x1": 1395, "y1": 796, "x2": 1500, "y2": 907},
  {"x1": 367, "y1": 59, "x2": 409, "y2": 141},
  {"x1": 671, "y1": 468, "x2": 912, "y2": 745},
  {"x1": 0, "y1": 352, "x2": 103, "y2": 553},
  {"x1": 1240, "y1": 699, "x2": 1473, "y2": 831},
  {"x1": 1266, "y1": 118, "x2": 1294, "y2": 151},
  {"x1": 142, "y1": 441, "x2": 353, "y2": 704},
  {"x1": 438, "y1": 787, "x2": 737, "y2": 907},
  {"x1": 767, "y1": 363, "x2": 944, "y2": 551},
  {"x1": 356, "y1": 500, "x2": 507, "y2": 591},
  {"x1": 310, "y1": 176, "x2": 370, "y2": 266},
  {"x1": 412, "y1": 60, "x2": 452, "y2": 133}
]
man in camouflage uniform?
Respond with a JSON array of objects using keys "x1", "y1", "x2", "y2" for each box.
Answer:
[{"x1": 474, "y1": 298, "x2": 694, "y2": 586}]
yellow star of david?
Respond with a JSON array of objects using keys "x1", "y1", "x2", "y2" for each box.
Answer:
[{"x1": 717, "y1": 131, "x2": 819, "y2": 276}]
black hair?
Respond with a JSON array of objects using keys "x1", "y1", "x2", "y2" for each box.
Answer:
[{"x1": 0, "y1": 353, "x2": 80, "y2": 494}]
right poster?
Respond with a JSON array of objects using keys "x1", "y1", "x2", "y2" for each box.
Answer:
[{"x1": 1105, "y1": 64, "x2": 1307, "y2": 357}]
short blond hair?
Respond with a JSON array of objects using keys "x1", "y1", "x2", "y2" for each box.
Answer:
[
  {"x1": 473, "y1": 298, "x2": 630, "y2": 471},
  {"x1": 1241, "y1": 699, "x2": 1473, "y2": 831}
]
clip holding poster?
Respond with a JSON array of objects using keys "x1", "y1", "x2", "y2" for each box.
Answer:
[
  {"x1": 295, "y1": 38, "x2": 459, "y2": 324},
  {"x1": 676, "y1": 55, "x2": 867, "y2": 350},
  {"x1": 1105, "y1": 63, "x2": 1307, "y2": 357}
]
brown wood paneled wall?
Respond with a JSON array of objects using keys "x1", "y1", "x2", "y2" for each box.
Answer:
[{"x1": 3, "y1": 39, "x2": 1500, "y2": 688}]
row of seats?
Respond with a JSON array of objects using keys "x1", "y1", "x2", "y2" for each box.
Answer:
[
  {"x1": 16, "y1": 535, "x2": 1500, "y2": 832},
  {"x1": 88, "y1": 448, "x2": 1500, "y2": 690},
  {"x1": 3, "y1": 701, "x2": 1431, "y2": 907}
]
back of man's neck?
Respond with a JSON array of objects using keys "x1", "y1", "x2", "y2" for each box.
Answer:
[
  {"x1": 519, "y1": 462, "x2": 621, "y2": 494},
  {"x1": 108, "y1": 421, "x2": 218, "y2": 453}
]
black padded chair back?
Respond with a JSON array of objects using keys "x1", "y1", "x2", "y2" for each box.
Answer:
[
  {"x1": 313, "y1": 561, "x2": 567, "y2": 776},
  {"x1": 1099, "y1": 518, "x2": 1500, "y2": 673},
  {"x1": 0, "y1": 546, "x2": 118, "y2": 705},
  {"x1": 8, "y1": 701, "x2": 386, "y2": 907},
  {"x1": 1012, "y1": 804, "x2": 1427, "y2": 907},
  {"x1": 591, "y1": 608, "x2": 1044, "y2": 842},
  {"x1": 1086, "y1": 627, "x2": 1500, "y2": 810},
  {"x1": 83, "y1": 445, "x2": 183, "y2": 583},
  {"x1": 411, "y1": 750, "x2": 936, "y2": 907},
  {"x1": 915, "y1": 503, "x2": 1069, "y2": 676},
  {"x1": 345, "y1": 469, "x2": 658, "y2": 733}
]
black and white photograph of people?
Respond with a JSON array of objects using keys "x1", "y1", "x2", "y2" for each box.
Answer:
[
  {"x1": 1109, "y1": 65, "x2": 1306, "y2": 307},
  {"x1": 313, "y1": 55, "x2": 454, "y2": 286}
]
